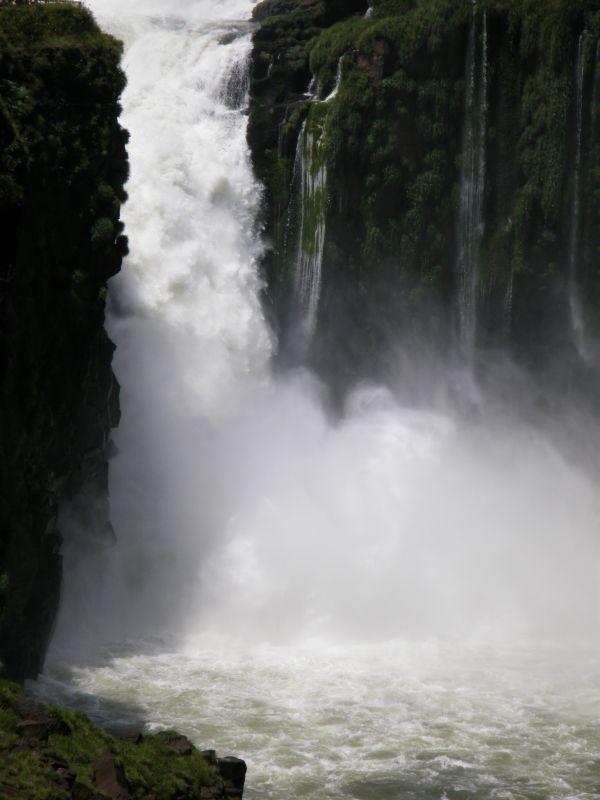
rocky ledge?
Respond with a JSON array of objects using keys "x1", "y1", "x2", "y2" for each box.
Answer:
[{"x1": 0, "y1": 680, "x2": 246, "y2": 800}]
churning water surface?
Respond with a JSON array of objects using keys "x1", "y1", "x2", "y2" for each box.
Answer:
[{"x1": 36, "y1": 640, "x2": 600, "y2": 799}]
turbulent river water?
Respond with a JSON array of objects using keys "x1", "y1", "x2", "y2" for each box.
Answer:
[
  {"x1": 34, "y1": 1, "x2": 600, "y2": 798},
  {"x1": 34, "y1": 640, "x2": 600, "y2": 800}
]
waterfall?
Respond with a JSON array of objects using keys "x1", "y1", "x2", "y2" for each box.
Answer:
[
  {"x1": 47, "y1": 0, "x2": 600, "y2": 652},
  {"x1": 568, "y1": 32, "x2": 590, "y2": 362},
  {"x1": 282, "y1": 60, "x2": 343, "y2": 363},
  {"x1": 285, "y1": 121, "x2": 328, "y2": 362},
  {"x1": 35, "y1": 10, "x2": 600, "y2": 798},
  {"x1": 51, "y1": 0, "x2": 273, "y2": 646},
  {"x1": 456, "y1": 5, "x2": 488, "y2": 362},
  {"x1": 305, "y1": 75, "x2": 317, "y2": 101},
  {"x1": 325, "y1": 57, "x2": 344, "y2": 102}
]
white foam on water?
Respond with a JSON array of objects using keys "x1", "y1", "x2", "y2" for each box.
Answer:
[{"x1": 35, "y1": 640, "x2": 600, "y2": 800}]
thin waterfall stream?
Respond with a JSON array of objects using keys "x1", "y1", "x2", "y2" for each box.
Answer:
[
  {"x1": 285, "y1": 122, "x2": 328, "y2": 362},
  {"x1": 569, "y1": 31, "x2": 590, "y2": 362},
  {"x1": 32, "y1": 3, "x2": 600, "y2": 800},
  {"x1": 456, "y1": 4, "x2": 487, "y2": 361},
  {"x1": 325, "y1": 57, "x2": 344, "y2": 102}
]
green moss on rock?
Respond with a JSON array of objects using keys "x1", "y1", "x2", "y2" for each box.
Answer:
[
  {"x1": 249, "y1": 0, "x2": 600, "y2": 380},
  {"x1": 0, "y1": 678, "x2": 229, "y2": 800}
]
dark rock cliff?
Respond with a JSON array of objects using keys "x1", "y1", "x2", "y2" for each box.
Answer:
[
  {"x1": 248, "y1": 0, "x2": 600, "y2": 390},
  {"x1": 0, "y1": 5, "x2": 128, "y2": 680}
]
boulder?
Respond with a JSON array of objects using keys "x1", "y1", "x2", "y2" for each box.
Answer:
[{"x1": 217, "y1": 757, "x2": 247, "y2": 793}]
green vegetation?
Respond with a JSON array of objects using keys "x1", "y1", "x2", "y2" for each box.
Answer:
[
  {"x1": 0, "y1": 3, "x2": 112, "y2": 48},
  {"x1": 249, "y1": 0, "x2": 600, "y2": 369},
  {"x1": 0, "y1": 679, "x2": 221, "y2": 800}
]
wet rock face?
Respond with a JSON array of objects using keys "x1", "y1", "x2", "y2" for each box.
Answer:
[
  {"x1": 217, "y1": 756, "x2": 247, "y2": 797},
  {"x1": 0, "y1": 5, "x2": 128, "y2": 680},
  {"x1": 248, "y1": 0, "x2": 600, "y2": 387}
]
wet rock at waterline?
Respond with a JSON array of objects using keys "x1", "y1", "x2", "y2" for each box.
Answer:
[{"x1": 217, "y1": 757, "x2": 247, "y2": 795}]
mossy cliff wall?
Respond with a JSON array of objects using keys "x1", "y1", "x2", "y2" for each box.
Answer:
[
  {"x1": 0, "y1": 5, "x2": 128, "y2": 680},
  {"x1": 248, "y1": 0, "x2": 600, "y2": 385}
]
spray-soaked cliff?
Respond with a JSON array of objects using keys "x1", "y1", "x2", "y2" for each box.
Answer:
[
  {"x1": 249, "y1": 0, "x2": 600, "y2": 388},
  {"x1": 0, "y1": 4, "x2": 128, "y2": 680}
]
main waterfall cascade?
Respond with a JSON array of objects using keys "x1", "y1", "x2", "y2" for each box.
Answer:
[
  {"x1": 52, "y1": 0, "x2": 274, "y2": 645},
  {"x1": 456, "y1": 4, "x2": 487, "y2": 360},
  {"x1": 37, "y1": 2, "x2": 600, "y2": 799}
]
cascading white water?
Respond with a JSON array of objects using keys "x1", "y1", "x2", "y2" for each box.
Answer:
[
  {"x1": 51, "y1": 0, "x2": 274, "y2": 647},
  {"x1": 284, "y1": 60, "x2": 343, "y2": 363},
  {"x1": 456, "y1": 4, "x2": 487, "y2": 361},
  {"x1": 568, "y1": 32, "x2": 590, "y2": 362},
  {"x1": 38, "y1": 4, "x2": 600, "y2": 799},
  {"x1": 325, "y1": 57, "x2": 344, "y2": 102},
  {"x1": 285, "y1": 122, "x2": 328, "y2": 362}
]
